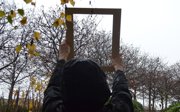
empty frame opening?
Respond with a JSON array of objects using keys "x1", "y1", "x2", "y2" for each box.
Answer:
[{"x1": 73, "y1": 14, "x2": 113, "y2": 66}]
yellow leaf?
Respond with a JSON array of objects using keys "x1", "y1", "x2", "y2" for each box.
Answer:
[
  {"x1": 52, "y1": 18, "x2": 63, "y2": 27},
  {"x1": 7, "y1": 15, "x2": 13, "y2": 24},
  {"x1": 70, "y1": 0, "x2": 75, "y2": 6},
  {"x1": 0, "y1": 10, "x2": 5, "y2": 17},
  {"x1": 30, "y1": 44, "x2": 36, "y2": 51},
  {"x1": 15, "y1": 45, "x2": 22, "y2": 53},
  {"x1": 34, "y1": 31, "x2": 40, "y2": 41},
  {"x1": 60, "y1": 12, "x2": 65, "y2": 18},
  {"x1": 20, "y1": 17, "x2": 27, "y2": 25},
  {"x1": 29, "y1": 101, "x2": 33, "y2": 110},
  {"x1": 61, "y1": 0, "x2": 69, "y2": 5},
  {"x1": 17, "y1": 9, "x2": 24, "y2": 16},
  {"x1": 26, "y1": 43, "x2": 31, "y2": 49},
  {"x1": 66, "y1": 15, "x2": 72, "y2": 22},
  {"x1": 34, "y1": 51, "x2": 40, "y2": 56},
  {"x1": 30, "y1": 76, "x2": 36, "y2": 87},
  {"x1": 27, "y1": 43, "x2": 36, "y2": 55},
  {"x1": 35, "y1": 82, "x2": 42, "y2": 92},
  {"x1": 24, "y1": 0, "x2": 32, "y2": 4},
  {"x1": 10, "y1": 10, "x2": 16, "y2": 18}
]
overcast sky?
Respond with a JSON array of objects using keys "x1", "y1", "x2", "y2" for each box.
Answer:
[{"x1": 14, "y1": 0, "x2": 180, "y2": 65}]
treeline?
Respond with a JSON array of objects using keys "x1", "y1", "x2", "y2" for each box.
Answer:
[{"x1": 0, "y1": 3, "x2": 179, "y2": 112}]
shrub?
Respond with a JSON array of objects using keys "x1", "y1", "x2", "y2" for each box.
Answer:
[
  {"x1": 133, "y1": 100, "x2": 144, "y2": 112},
  {"x1": 163, "y1": 102, "x2": 180, "y2": 112}
]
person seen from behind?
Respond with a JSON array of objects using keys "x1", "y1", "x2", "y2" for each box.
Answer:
[{"x1": 42, "y1": 40, "x2": 134, "y2": 112}]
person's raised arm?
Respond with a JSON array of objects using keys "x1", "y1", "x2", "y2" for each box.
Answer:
[
  {"x1": 109, "y1": 54, "x2": 134, "y2": 112},
  {"x1": 42, "y1": 40, "x2": 70, "y2": 112}
]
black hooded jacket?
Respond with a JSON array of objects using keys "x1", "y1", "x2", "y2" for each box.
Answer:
[{"x1": 42, "y1": 59, "x2": 134, "y2": 112}]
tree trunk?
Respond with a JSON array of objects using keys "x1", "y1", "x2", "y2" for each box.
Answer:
[
  {"x1": 152, "y1": 89, "x2": 156, "y2": 111},
  {"x1": 15, "y1": 88, "x2": 20, "y2": 112},
  {"x1": 152, "y1": 95, "x2": 155, "y2": 112},
  {"x1": 6, "y1": 82, "x2": 15, "y2": 112},
  {"x1": 133, "y1": 88, "x2": 137, "y2": 100},
  {"x1": 160, "y1": 95, "x2": 164, "y2": 110},
  {"x1": 148, "y1": 87, "x2": 152, "y2": 112},
  {"x1": 165, "y1": 94, "x2": 168, "y2": 109},
  {"x1": 142, "y1": 90, "x2": 145, "y2": 107}
]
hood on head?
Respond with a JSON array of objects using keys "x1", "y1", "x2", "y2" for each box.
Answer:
[{"x1": 61, "y1": 59, "x2": 111, "y2": 111}]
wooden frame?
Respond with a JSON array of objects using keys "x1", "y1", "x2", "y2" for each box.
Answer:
[{"x1": 65, "y1": 8, "x2": 121, "y2": 72}]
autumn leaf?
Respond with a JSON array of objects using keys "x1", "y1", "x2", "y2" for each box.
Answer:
[
  {"x1": 20, "y1": 17, "x2": 27, "y2": 25},
  {"x1": 33, "y1": 31, "x2": 40, "y2": 41},
  {"x1": 29, "y1": 101, "x2": 33, "y2": 111},
  {"x1": 61, "y1": 0, "x2": 69, "y2": 5},
  {"x1": 24, "y1": 0, "x2": 32, "y2": 4},
  {"x1": 70, "y1": 0, "x2": 75, "y2": 6},
  {"x1": 7, "y1": 15, "x2": 13, "y2": 24},
  {"x1": 0, "y1": 10, "x2": 5, "y2": 17},
  {"x1": 52, "y1": 18, "x2": 63, "y2": 27},
  {"x1": 27, "y1": 43, "x2": 36, "y2": 56},
  {"x1": 34, "y1": 52, "x2": 40, "y2": 56},
  {"x1": 60, "y1": 12, "x2": 65, "y2": 18},
  {"x1": 17, "y1": 9, "x2": 24, "y2": 16},
  {"x1": 26, "y1": 43, "x2": 31, "y2": 49},
  {"x1": 35, "y1": 82, "x2": 42, "y2": 92},
  {"x1": 10, "y1": 10, "x2": 16, "y2": 18},
  {"x1": 15, "y1": 45, "x2": 22, "y2": 53},
  {"x1": 66, "y1": 15, "x2": 72, "y2": 22},
  {"x1": 30, "y1": 76, "x2": 36, "y2": 87},
  {"x1": 29, "y1": 44, "x2": 36, "y2": 51}
]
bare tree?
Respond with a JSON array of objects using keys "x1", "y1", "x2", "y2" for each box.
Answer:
[
  {"x1": 169, "y1": 63, "x2": 180, "y2": 102},
  {"x1": 74, "y1": 16, "x2": 112, "y2": 66},
  {"x1": 0, "y1": 3, "x2": 19, "y2": 71}
]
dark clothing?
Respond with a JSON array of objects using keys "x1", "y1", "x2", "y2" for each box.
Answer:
[
  {"x1": 42, "y1": 59, "x2": 134, "y2": 112},
  {"x1": 61, "y1": 59, "x2": 111, "y2": 112}
]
